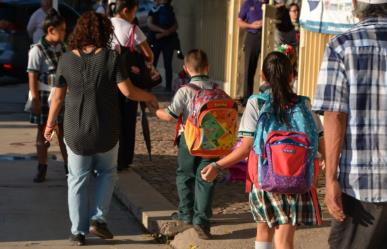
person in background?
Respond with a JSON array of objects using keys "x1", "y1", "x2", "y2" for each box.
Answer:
[
  {"x1": 44, "y1": 11, "x2": 158, "y2": 246},
  {"x1": 238, "y1": 0, "x2": 268, "y2": 106},
  {"x1": 288, "y1": 3, "x2": 300, "y2": 32},
  {"x1": 147, "y1": 0, "x2": 180, "y2": 91},
  {"x1": 27, "y1": 0, "x2": 53, "y2": 43},
  {"x1": 95, "y1": 0, "x2": 108, "y2": 15},
  {"x1": 313, "y1": 1, "x2": 387, "y2": 248},
  {"x1": 275, "y1": 5, "x2": 297, "y2": 48},
  {"x1": 110, "y1": 0, "x2": 154, "y2": 171},
  {"x1": 27, "y1": 8, "x2": 68, "y2": 183}
]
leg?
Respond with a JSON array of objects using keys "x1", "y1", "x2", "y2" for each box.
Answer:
[
  {"x1": 244, "y1": 32, "x2": 261, "y2": 100},
  {"x1": 66, "y1": 145, "x2": 93, "y2": 235},
  {"x1": 117, "y1": 98, "x2": 138, "y2": 169},
  {"x1": 56, "y1": 124, "x2": 68, "y2": 174},
  {"x1": 161, "y1": 41, "x2": 174, "y2": 91},
  {"x1": 176, "y1": 136, "x2": 196, "y2": 223},
  {"x1": 273, "y1": 224, "x2": 296, "y2": 249},
  {"x1": 328, "y1": 193, "x2": 387, "y2": 249},
  {"x1": 91, "y1": 143, "x2": 119, "y2": 223},
  {"x1": 36, "y1": 124, "x2": 49, "y2": 165},
  {"x1": 33, "y1": 125, "x2": 49, "y2": 182},
  {"x1": 192, "y1": 158, "x2": 216, "y2": 228},
  {"x1": 256, "y1": 223, "x2": 274, "y2": 249},
  {"x1": 152, "y1": 43, "x2": 161, "y2": 68}
]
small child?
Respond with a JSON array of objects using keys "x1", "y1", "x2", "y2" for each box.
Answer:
[
  {"x1": 201, "y1": 51, "x2": 325, "y2": 249},
  {"x1": 156, "y1": 49, "x2": 217, "y2": 240}
]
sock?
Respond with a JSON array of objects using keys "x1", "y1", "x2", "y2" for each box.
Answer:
[{"x1": 255, "y1": 241, "x2": 273, "y2": 249}]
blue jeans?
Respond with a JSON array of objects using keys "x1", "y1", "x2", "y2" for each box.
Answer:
[{"x1": 66, "y1": 143, "x2": 118, "y2": 235}]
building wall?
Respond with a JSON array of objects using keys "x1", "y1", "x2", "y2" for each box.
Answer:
[{"x1": 297, "y1": 28, "x2": 332, "y2": 100}]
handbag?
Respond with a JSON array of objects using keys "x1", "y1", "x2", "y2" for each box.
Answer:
[{"x1": 115, "y1": 25, "x2": 162, "y2": 89}]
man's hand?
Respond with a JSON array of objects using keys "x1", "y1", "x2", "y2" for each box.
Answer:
[
  {"x1": 325, "y1": 179, "x2": 346, "y2": 221},
  {"x1": 250, "y1": 20, "x2": 262, "y2": 29},
  {"x1": 201, "y1": 164, "x2": 218, "y2": 182}
]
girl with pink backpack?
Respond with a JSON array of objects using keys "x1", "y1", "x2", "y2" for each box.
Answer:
[{"x1": 201, "y1": 52, "x2": 325, "y2": 249}]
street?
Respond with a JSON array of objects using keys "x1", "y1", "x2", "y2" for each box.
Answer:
[{"x1": 0, "y1": 82, "x2": 168, "y2": 249}]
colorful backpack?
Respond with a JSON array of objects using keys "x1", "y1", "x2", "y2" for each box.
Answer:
[
  {"x1": 183, "y1": 84, "x2": 238, "y2": 158},
  {"x1": 246, "y1": 91, "x2": 319, "y2": 195}
]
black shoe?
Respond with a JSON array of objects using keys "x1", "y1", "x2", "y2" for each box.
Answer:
[
  {"x1": 89, "y1": 220, "x2": 114, "y2": 239},
  {"x1": 193, "y1": 224, "x2": 211, "y2": 240},
  {"x1": 33, "y1": 164, "x2": 47, "y2": 183},
  {"x1": 69, "y1": 234, "x2": 85, "y2": 246}
]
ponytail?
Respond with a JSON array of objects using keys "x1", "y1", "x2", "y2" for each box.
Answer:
[
  {"x1": 108, "y1": 0, "x2": 138, "y2": 17},
  {"x1": 262, "y1": 51, "x2": 296, "y2": 125}
]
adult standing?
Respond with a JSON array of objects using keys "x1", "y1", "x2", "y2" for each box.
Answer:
[
  {"x1": 147, "y1": 0, "x2": 178, "y2": 92},
  {"x1": 110, "y1": 0, "x2": 154, "y2": 171},
  {"x1": 44, "y1": 11, "x2": 158, "y2": 246},
  {"x1": 238, "y1": 0, "x2": 268, "y2": 105},
  {"x1": 95, "y1": 0, "x2": 108, "y2": 15},
  {"x1": 313, "y1": 1, "x2": 387, "y2": 248},
  {"x1": 27, "y1": 0, "x2": 52, "y2": 44}
]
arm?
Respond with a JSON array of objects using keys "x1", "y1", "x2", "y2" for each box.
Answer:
[
  {"x1": 201, "y1": 137, "x2": 254, "y2": 181},
  {"x1": 138, "y1": 41, "x2": 154, "y2": 64},
  {"x1": 147, "y1": 16, "x2": 166, "y2": 33},
  {"x1": 44, "y1": 86, "x2": 67, "y2": 140},
  {"x1": 238, "y1": 17, "x2": 262, "y2": 30},
  {"x1": 156, "y1": 108, "x2": 174, "y2": 122},
  {"x1": 26, "y1": 13, "x2": 37, "y2": 39},
  {"x1": 117, "y1": 78, "x2": 158, "y2": 109},
  {"x1": 324, "y1": 111, "x2": 347, "y2": 221},
  {"x1": 28, "y1": 72, "x2": 41, "y2": 115}
]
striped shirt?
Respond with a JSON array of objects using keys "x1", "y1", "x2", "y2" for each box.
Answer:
[{"x1": 313, "y1": 17, "x2": 387, "y2": 203}]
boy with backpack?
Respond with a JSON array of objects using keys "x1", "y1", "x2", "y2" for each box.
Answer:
[
  {"x1": 201, "y1": 51, "x2": 325, "y2": 249},
  {"x1": 156, "y1": 49, "x2": 238, "y2": 239}
]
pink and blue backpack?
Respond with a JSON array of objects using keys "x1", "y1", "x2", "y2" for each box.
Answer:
[{"x1": 246, "y1": 91, "x2": 321, "y2": 223}]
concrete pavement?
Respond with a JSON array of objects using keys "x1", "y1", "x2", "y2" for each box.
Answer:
[{"x1": 0, "y1": 83, "x2": 168, "y2": 249}]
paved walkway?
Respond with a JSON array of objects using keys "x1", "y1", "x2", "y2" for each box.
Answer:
[{"x1": 0, "y1": 83, "x2": 168, "y2": 249}]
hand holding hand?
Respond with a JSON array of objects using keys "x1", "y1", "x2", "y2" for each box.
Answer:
[
  {"x1": 146, "y1": 95, "x2": 159, "y2": 112},
  {"x1": 250, "y1": 20, "x2": 262, "y2": 29}
]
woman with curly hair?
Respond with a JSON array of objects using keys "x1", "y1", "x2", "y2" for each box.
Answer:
[{"x1": 43, "y1": 11, "x2": 159, "y2": 246}]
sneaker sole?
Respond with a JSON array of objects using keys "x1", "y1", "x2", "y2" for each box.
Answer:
[{"x1": 89, "y1": 227, "x2": 113, "y2": 240}]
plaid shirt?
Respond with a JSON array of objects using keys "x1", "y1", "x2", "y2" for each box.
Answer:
[{"x1": 313, "y1": 17, "x2": 387, "y2": 203}]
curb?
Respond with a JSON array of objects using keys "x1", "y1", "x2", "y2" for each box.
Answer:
[{"x1": 114, "y1": 168, "x2": 176, "y2": 234}]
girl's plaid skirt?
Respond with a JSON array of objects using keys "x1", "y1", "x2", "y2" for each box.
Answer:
[
  {"x1": 249, "y1": 185, "x2": 321, "y2": 228},
  {"x1": 30, "y1": 91, "x2": 64, "y2": 125}
]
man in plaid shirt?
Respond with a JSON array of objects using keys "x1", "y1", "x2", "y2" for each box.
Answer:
[{"x1": 313, "y1": 0, "x2": 387, "y2": 248}]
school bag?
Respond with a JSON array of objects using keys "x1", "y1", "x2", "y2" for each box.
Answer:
[
  {"x1": 246, "y1": 90, "x2": 320, "y2": 194},
  {"x1": 183, "y1": 83, "x2": 238, "y2": 158}
]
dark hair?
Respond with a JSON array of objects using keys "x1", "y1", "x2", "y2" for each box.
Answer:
[
  {"x1": 262, "y1": 51, "x2": 296, "y2": 124},
  {"x1": 109, "y1": 0, "x2": 138, "y2": 17},
  {"x1": 43, "y1": 8, "x2": 65, "y2": 34},
  {"x1": 68, "y1": 11, "x2": 113, "y2": 50},
  {"x1": 184, "y1": 49, "x2": 209, "y2": 73},
  {"x1": 276, "y1": 5, "x2": 294, "y2": 32},
  {"x1": 288, "y1": 3, "x2": 299, "y2": 11}
]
